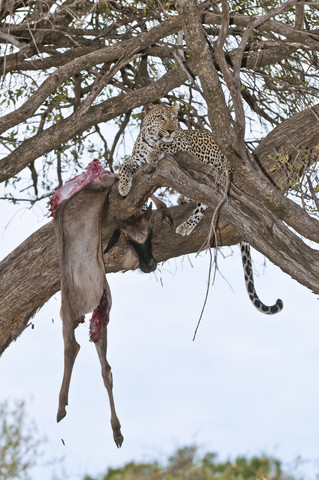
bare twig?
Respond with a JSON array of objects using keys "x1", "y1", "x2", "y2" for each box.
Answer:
[
  {"x1": 107, "y1": 110, "x2": 132, "y2": 172},
  {"x1": 76, "y1": 51, "x2": 142, "y2": 115},
  {"x1": 295, "y1": 2, "x2": 305, "y2": 29},
  {"x1": 193, "y1": 170, "x2": 230, "y2": 341},
  {"x1": 192, "y1": 246, "x2": 215, "y2": 341},
  {"x1": 56, "y1": 150, "x2": 62, "y2": 188},
  {"x1": 0, "y1": 31, "x2": 23, "y2": 47}
]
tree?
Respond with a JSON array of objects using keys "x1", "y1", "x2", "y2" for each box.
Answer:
[
  {"x1": 83, "y1": 444, "x2": 296, "y2": 479},
  {"x1": 0, "y1": 401, "x2": 42, "y2": 480},
  {"x1": 0, "y1": 0, "x2": 318, "y2": 352}
]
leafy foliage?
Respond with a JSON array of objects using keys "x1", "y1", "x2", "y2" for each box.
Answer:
[
  {"x1": 0, "y1": 401, "x2": 42, "y2": 480},
  {"x1": 83, "y1": 445, "x2": 296, "y2": 480}
]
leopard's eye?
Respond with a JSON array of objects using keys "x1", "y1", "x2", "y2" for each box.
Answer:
[{"x1": 157, "y1": 114, "x2": 165, "y2": 120}]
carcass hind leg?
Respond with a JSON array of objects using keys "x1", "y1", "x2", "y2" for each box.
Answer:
[
  {"x1": 57, "y1": 322, "x2": 80, "y2": 422},
  {"x1": 95, "y1": 327, "x2": 124, "y2": 447}
]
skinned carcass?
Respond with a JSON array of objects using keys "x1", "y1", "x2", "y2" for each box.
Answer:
[{"x1": 49, "y1": 159, "x2": 160, "y2": 448}]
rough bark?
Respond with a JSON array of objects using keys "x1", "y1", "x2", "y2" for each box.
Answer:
[
  {"x1": 1, "y1": 99, "x2": 319, "y2": 354},
  {"x1": 0, "y1": 189, "x2": 240, "y2": 355},
  {"x1": 255, "y1": 106, "x2": 319, "y2": 185}
]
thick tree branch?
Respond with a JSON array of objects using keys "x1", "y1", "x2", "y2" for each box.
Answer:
[
  {"x1": 176, "y1": 2, "x2": 319, "y2": 244},
  {"x1": 231, "y1": 0, "x2": 301, "y2": 75},
  {"x1": 1, "y1": 95, "x2": 319, "y2": 354},
  {"x1": 0, "y1": 180, "x2": 240, "y2": 356},
  {"x1": 1, "y1": 144, "x2": 319, "y2": 355},
  {"x1": 203, "y1": 11, "x2": 319, "y2": 51},
  {"x1": 255, "y1": 104, "x2": 319, "y2": 184},
  {"x1": 176, "y1": 0, "x2": 234, "y2": 152},
  {"x1": 159, "y1": 153, "x2": 319, "y2": 293},
  {"x1": 1, "y1": 0, "x2": 319, "y2": 373}
]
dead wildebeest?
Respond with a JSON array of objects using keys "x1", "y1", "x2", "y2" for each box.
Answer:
[
  {"x1": 49, "y1": 159, "x2": 169, "y2": 447},
  {"x1": 104, "y1": 195, "x2": 173, "y2": 273}
]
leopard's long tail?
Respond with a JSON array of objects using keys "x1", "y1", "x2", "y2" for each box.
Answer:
[{"x1": 240, "y1": 242, "x2": 283, "y2": 315}]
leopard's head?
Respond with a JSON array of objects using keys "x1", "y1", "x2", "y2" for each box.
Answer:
[{"x1": 141, "y1": 104, "x2": 179, "y2": 147}]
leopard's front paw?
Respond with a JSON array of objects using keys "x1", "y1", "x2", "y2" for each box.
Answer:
[
  {"x1": 176, "y1": 221, "x2": 194, "y2": 236},
  {"x1": 149, "y1": 148, "x2": 164, "y2": 163},
  {"x1": 118, "y1": 177, "x2": 132, "y2": 197}
]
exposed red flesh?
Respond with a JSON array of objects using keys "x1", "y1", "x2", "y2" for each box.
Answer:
[
  {"x1": 89, "y1": 290, "x2": 109, "y2": 343},
  {"x1": 48, "y1": 159, "x2": 110, "y2": 217}
]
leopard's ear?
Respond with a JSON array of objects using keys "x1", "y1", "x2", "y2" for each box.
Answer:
[
  {"x1": 143, "y1": 104, "x2": 154, "y2": 114},
  {"x1": 172, "y1": 104, "x2": 179, "y2": 115}
]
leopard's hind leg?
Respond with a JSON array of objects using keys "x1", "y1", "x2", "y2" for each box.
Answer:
[{"x1": 176, "y1": 203, "x2": 208, "y2": 236}]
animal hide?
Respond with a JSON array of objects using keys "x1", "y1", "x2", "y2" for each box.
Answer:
[{"x1": 49, "y1": 159, "x2": 116, "y2": 341}]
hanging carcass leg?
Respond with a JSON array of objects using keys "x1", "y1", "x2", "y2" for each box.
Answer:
[{"x1": 50, "y1": 160, "x2": 123, "y2": 446}]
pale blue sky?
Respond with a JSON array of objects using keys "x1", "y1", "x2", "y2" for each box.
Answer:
[{"x1": 1, "y1": 196, "x2": 319, "y2": 479}]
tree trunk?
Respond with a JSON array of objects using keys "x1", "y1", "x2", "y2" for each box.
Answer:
[{"x1": 0, "y1": 103, "x2": 318, "y2": 354}]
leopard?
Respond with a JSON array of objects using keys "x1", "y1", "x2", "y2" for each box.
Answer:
[{"x1": 118, "y1": 103, "x2": 283, "y2": 315}]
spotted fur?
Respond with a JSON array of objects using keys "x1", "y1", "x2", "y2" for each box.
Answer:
[
  {"x1": 118, "y1": 104, "x2": 283, "y2": 315},
  {"x1": 241, "y1": 242, "x2": 283, "y2": 314}
]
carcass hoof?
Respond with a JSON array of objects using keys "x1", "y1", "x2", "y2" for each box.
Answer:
[
  {"x1": 57, "y1": 410, "x2": 67, "y2": 423},
  {"x1": 114, "y1": 430, "x2": 124, "y2": 448}
]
